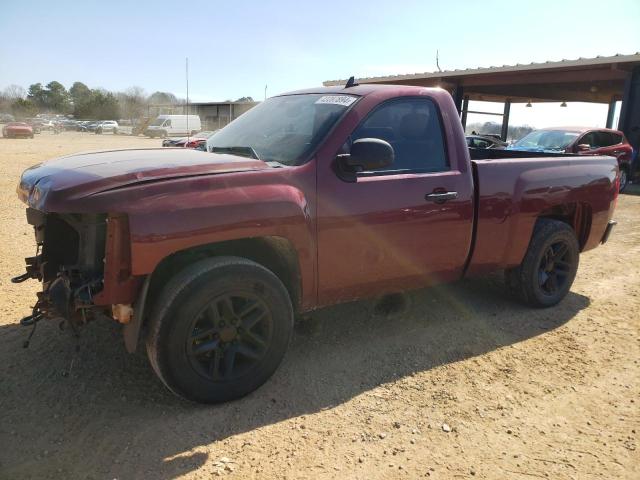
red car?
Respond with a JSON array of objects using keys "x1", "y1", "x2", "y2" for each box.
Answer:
[
  {"x1": 14, "y1": 84, "x2": 618, "y2": 403},
  {"x1": 2, "y1": 122, "x2": 34, "y2": 139},
  {"x1": 509, "y1": 127, "x2": 633, "y2": 191}
]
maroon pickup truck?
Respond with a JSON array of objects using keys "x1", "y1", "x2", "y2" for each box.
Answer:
[{"x1": 14, "y1": 84, "x2": 619, "y2": 403}]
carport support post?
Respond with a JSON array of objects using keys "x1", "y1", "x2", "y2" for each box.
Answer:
[
  {"x1": 461, "y1": 96, "x2": 469, "y2": 130},
  {"x1": 606, "y1": 99, "x2": 616, "y2": 129},
  {"x1": 501, "y1": 100, "x2": 511, "y2": 141},
  {"x1": 453, "y1": 85, "x2": 464, "y2": 114}
]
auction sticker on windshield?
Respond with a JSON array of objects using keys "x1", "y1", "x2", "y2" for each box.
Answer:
[{"x1": 315, "y1": 95, "x2": 357, "y2": 107}]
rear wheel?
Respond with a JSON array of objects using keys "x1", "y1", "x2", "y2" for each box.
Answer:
[
  {"x1": 145, "y1": 256, "x2": 293, "y2": 403},
  {"x1": 505, "y1": 219, "x2": 579, "y2": 308}
]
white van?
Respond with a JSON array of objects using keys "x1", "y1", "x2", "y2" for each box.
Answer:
[{"x1": 144, "y1": 115, "x2": 201, "y2": 138}]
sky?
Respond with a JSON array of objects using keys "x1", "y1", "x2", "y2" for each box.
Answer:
[{"x1": 1, "y1": 0, "x2": 639, "y2": 127}]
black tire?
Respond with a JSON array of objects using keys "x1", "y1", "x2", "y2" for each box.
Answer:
[
  {"x1": 95, "y1": 128, "x2": 102, "y2": 135},
  {"x1": 505, "y1": 219, "x2": 579, "y2": 308},
  {"x1": 619, "y1": 166, "x2": 629, "y2": 193},
  {"x1": 145, "y1": 256, "x2": 293, "y2": 403}
]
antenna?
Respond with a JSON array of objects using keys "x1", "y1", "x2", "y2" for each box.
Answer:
[
  {"x1": 436, "y1": 50, "x2": 442, "y2": 72},
  {"x1": 186, "y1": 57, "x2": 190, "y2": 141},
  {"x1": 345, "y1": 76, "x2": 358, "y2": 88}
]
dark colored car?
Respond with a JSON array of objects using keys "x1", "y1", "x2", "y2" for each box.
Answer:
[
  {"x1": 466, "y1": 134, "x2": 508, "y2": 149},
  {"x1": 13, "y1": 84, "x2": 618, "y2": 403},
  {"x1": 508, "y1": 127, "x2": 633, "y2": 191},
  {"x1": 3, "y1": 122, "x2": 34, "y2": 138}
]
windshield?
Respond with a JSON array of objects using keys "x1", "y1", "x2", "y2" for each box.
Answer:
[
  {"x1": 512, "y1": 130, "x2": 579, "y2": 151},
  {"x1": 150, "y1": 117, "x2": 165, "y2": 126},
  {"x1": 207, "y1": 94, "x2": 357, "y2": 165}
]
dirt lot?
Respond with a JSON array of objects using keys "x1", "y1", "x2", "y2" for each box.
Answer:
[{"x1": 0, "y1": 131, "x2": 638, "y2": 480}]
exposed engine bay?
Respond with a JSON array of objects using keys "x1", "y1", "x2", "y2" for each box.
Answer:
[{"x1": 12, "y1": 208, "x2": 109, "y2": 333}]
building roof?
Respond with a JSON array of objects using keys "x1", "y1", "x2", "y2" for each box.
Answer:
[{"x1": 324, "y1": 53, "x2": 640, "y2": 103}]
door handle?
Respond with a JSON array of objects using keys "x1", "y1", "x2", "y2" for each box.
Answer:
[{"x1": 425, "y1": 191, "x2": 458, "y2": 203}]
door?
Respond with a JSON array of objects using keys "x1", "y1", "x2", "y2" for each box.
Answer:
[
  {"x1": 577, "y1": 131, "x2": 629, "y2": 160},
  {"x1": 317, "y1": 97, "x2": 474, "y2": 305}
]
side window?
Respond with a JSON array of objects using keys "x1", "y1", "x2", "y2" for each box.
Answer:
[
  {"x1": 594, "y1": 131, "x2": 613, "y2": 148},
  {"x1": 579, "y1": 132, "x2": 596, "y2": 149},
  {"x1": 351, "y1": 98, "x2": 448, "y2": 173},
  {"x1": 164, "y1": 119, "x2": 172, "y2": 127},
  {"x1": 474, "y1": 138, "x2": 491, "y2": 149},
  {"x1": 609, "y1": 132, "x2": 622, "y2": 145}
]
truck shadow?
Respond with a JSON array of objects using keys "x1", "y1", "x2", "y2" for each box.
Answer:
[{"x1": 0, "y1": 274, "x2": 589, "y2": 479}]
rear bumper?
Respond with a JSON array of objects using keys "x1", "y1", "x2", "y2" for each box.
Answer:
[{"x1": 601, "y1": 220, "x2": 616, "y2": 244}]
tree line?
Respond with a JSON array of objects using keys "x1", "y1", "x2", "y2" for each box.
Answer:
[
  {"x1": 466, "y1": 121, "x2": 534, "y2": 141},
  {"x1": 0, "y1": 81, "x2": 184, "y2": 120}
]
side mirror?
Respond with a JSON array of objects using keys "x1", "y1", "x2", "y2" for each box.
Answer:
[
  {"x1": 577, "y1": 144, "x2": 591, "y2": 152},
  {"x1": 339, "y1": 138, "x2": 394, "y2": 173}
]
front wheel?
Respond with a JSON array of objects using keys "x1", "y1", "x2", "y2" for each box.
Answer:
[
  {"x1": 505, "y1": 219, "x2": 579, "y2": 308},
  {"x1": 145, "y1": 256, "x2": 293, "y2": 403}
]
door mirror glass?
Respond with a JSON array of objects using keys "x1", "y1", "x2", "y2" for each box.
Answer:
[
  {"x1": 577, "y1": 143, "x2": 591, "y2": 152},
  {"x1": 341, "y1": 138, "x2": 394, "y2": 172}
]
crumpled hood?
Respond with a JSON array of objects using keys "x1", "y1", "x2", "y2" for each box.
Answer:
[{"x1": 17, "y1": 148, "x2": 269, "y2": 211}]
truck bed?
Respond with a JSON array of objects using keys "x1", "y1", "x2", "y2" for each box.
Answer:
[
  {"x1": 466, "y1": 155, "x2": 618, "y2": 276},
  {"x1": 469, "y1": 147, "x2": 576, "y2": 160}
]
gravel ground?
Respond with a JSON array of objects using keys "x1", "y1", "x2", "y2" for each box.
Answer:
[{"x1": 0, "y1": 132, "x2": 638, "y2": 479}]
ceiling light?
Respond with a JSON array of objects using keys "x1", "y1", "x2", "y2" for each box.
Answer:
[
  {"x1": 560, "y1": 102, "x2": 567, "y2": 107},
  {"x1": 526, "y1": 100, "x2": 532, "y2": 107}
]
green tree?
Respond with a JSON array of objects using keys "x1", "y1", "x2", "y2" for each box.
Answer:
[
  {"x1": 70, "y1": 82, "x2": 92, "y2": 118},
  {"x1": 93, "y1": 90, "x2": 120, "y2": 119},
  {"x1": 11, "y1": 98, "x2": 37, "y2": 118},
  {"x1": 44, "y1": 81, "x2": 70, "y2": 113},
  {"x1": 27, "y1": 83, "x2": 47, "y2": 109}
]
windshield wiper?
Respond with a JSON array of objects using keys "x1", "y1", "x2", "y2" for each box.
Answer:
[{"x1": 211, "y1": 146, "x2": 260, "y2": 160}]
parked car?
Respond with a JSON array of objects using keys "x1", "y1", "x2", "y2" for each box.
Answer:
[
  {"x1": 144, "y1": 114, "x2": 201, "y2": 138},
  {"x1": 14, "y1": 84, "x2": 619, "y2": 404},
  {"x1": 95, "y1": 121, "x2": 119, "y2": 134},
  {"x1": 508, "y1": 127, "x2": 633, "y2": 191},
  {"x1": 79, "y1": 121, "x2": 102, "y2": 132},
  {"x1": 162, "y1": 130, "x2": 217, "y2": 147},
  {"x1": 37, "y1": 119, "x2": 55, "y2": 131},
  {"x1": 61, "y1": 120, "x2": 79, "y2": 131},
  {"x1": 24, "y1": 118, "x2": 42, "y2": 134},
  {"x1": 466, "y1": 134, "x2": 508, "y2": 149},
  {"x1": 3, "y1": 122, "x2": 34, "y2": 138}
]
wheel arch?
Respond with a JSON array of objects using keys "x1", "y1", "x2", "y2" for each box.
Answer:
[
  {"x1": 147, "y1": 236, "x2": 302, "y2": 311},
  {"x1": 125, "y1": 236, "x2": 302, "y2": 353},
  {"x1": 536, "y1": 201, "x2": 592, "y2": 251}
]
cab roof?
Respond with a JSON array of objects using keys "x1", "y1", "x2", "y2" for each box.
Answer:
[{"x1": 277, "y1": 83, "x2": 443, "y2": 97}]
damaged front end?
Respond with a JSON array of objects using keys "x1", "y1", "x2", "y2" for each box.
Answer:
[{"x1": 13, "y1": 209, "x2": 142, "y2": 345}]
